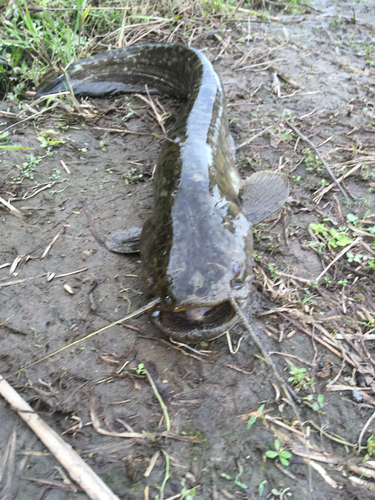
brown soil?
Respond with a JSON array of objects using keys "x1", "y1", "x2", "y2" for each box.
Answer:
[{"x1": 1, "y1": 1, "x2": 375, "y2": 499}]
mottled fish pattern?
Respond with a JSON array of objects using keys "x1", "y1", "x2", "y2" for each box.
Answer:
[{"x1": 37, "y1": 44, "x2": 288, "y2": 343}]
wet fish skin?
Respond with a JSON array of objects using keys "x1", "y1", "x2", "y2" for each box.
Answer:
[{"x1": 37, "y1": 44, "x2": 288, "y2": 343}]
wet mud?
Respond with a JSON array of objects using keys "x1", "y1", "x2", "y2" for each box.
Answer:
[{"x1": 1, "y1": 1, "x2": 375, "y2": 498}]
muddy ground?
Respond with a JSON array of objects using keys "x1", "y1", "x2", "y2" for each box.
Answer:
[{"x1": 1, "y1": 1, "x2": 375, "y2": 499}]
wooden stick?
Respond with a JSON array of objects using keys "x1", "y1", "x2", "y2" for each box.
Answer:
[{"x1": 0, "y1": 375, "x2": 120, "y2": 500}]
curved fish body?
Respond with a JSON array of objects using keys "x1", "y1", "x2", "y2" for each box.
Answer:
[{"x1": 37, "y1": 44, "x2": 288, "y2": 343}]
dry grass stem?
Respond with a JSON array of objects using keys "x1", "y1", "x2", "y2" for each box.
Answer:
[
  {"x1": 12, "y1": 299, "x2": 160, "y2": 376},
  {"x1": 313, "y1": 162, "x2": 362, "y2": 203},
  {"x1": 54, "y1": 268, "x2": 88, "y2": 278},
  {"x1": 314, "y1": 237, "x2": 361, "y2": 283},
  {"x1": 90, "y1": 391, "x2": 200, "y2": 443},
  {"x1": 285, "y1": 119, "x2": 349, "y2": 199},
  {"x1": 144, "y1": 451, "x2": 160, "y2": 478},
  {"x1": 0, "y1": 274, "x2": 47, "y2": 289},
  {"x1": 60, "y1": 160, "x2": 71, "y2": 174},
  {"x1": 348, "y1": 476, "x2": 375, "y2": 493},
  {"x1": 269, "y1": 352, "x2": 315, "y2": 367},
  {"x1": 41, "y1": 231, "x2": 61, "y2": 259},
  {"x1": 236, "y1": 125, "x2": 274, "y2": 150},
  {"x1": 264, "y1": 415, "x2": 304, "y2": 437},
  {"x1": 306, "y1": 460, "x2": 338, "y2": 488},
  {"x1": 275, "y1": 271, "x2": 312, "y2": 283},
  {"x1": 0, "y1": 196, "x2": 23, "y2": 218}
]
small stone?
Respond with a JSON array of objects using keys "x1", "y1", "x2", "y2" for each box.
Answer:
[{"x1": 63, "y1": 284, "x2": 74, "y2": 295}]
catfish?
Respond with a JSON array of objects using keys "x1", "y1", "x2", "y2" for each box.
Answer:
[{"x1": 37, "y1": 44, "x2": 288, "y2": 343}]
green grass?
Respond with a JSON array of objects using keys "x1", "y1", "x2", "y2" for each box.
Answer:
[
  {"x1": 1, "y1": 0, "x2": 128, "y2": 91},
  {"x1": 0, "y1": 0, "x2": 312, "y2": 100},
  {"x1": 265, "y1": 440, "x2": 292, "y2": 466},
  {"x1": 1, "y1": 0, "x2": 224, "y2": 95}
]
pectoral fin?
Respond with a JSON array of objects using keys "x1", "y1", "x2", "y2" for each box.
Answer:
[
  {"x1": 239, "y1": 171, "x2": 289, "y2": 225},
  {"x1": 105, "y1": 227, "x2": 142, "y2": 254}
]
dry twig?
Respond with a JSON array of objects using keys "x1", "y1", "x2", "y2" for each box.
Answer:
[{"x1": 285, "y1": 120, "x2": 349, "y2": 200}]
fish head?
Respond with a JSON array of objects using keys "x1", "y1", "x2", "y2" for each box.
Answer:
[
  {"x1": 141, "y1": 210, "x2": 255, "y2": 343},
  {"x1": 141, "y1": 171, "x2": 288, "y2": 343}
]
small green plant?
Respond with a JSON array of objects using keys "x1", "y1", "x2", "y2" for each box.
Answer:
[
  {"x1": 329, "y1": 228, "x2": 353, "y2": 248},
  {"x1": 310, "y1": 223, "x2": 353, "y2": 248},
  {"x1": 347, "y1": 252, "x2": 363, "y2": 264},
  {"x1": 253, "y1": 222, "x2": 267, "y2": 241},
  {"x1": 301, "y1": 293, "x2": 318, "y2": 305},
  {"x1": 271, "y1": 487, "x2": 291, "y2": 500},
  {"x1": 123, "y1": 167, "x2": 144, "y2": 184},
  {"x1": 363, "y1": 435, "x2": 375, "y2": 462},
  {"x1": 259, "y1": 480, "x2": 268, "y2": 496},
  {"x1": 279, "y1": 129, "x2": 290, "y2": 141},
  {"x1": 180, "y1": 482, "x2": 196, "y2": 499},
  {"x1": 255, "y1": 354, "x2": 270, "y2": 365},
  {"x1": 252, "y1": 251, "x2": 264, "y2": 262},
  {"x1": 347, "y1": 213, "x2": 358, "y2": 224},
  {"x1": 247, "y1": 404, "x2": 265, "y2": 429},
  {"x1": 268, "y1": 263, "x2": 278, "y2": 278},
  {"x1": 368, "y1": 260, "x2": 375, "y2": 272},
  {"x1": 367, "y1": 436, "x2": 375, "y2": 455},
  {"x1": 280, "y1": 108, "x2": 294, "y2": 121},
  {"x1": 304, "y1": 148, "x2": 322, "y2": 171},
  {"x1": 38, "y1": 129, "x2": 65, "y2": 148},
  {"x1": 310, "y1": 223, "x2": 329, "y2": 239},
  {"x1": 361, "y1": 164, "x2": 371, "y2": 179},
  {"x1": 233, "y1": 466, "x2": 247, "y2": 489},
  {"x1": 288, "y1": 364, "x2": 314, "y2": 391},
  {"x1": 49, "y1": 168, "x2": 61, "y2": 181},
  {"x1": 132, "y1": 363, "x2": 145, "y2": 375},
  {"x1": 220, "y1": 465, "x2": 247, "y2": 489},
  {"x1": 265, "y1": 440, "x2": 292, "y2": 466},
  {"x1": 304, "y1": 394, "x2": 325, "y2": 412},
  {"x1": 155, "y1": 449, "x2": 170, "y2": 500},
  {"x1": 13, "y1": 154, "x2": 41, "y2": 181}
]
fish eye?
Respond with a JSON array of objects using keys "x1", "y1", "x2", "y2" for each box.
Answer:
[{"x1": 232, "y1": 282, "x2": 243, "y2": 290}]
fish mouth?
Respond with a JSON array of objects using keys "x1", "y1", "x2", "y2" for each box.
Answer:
[{"x1": 151, "y1": 298, "x2": 247, "y2": 344}]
